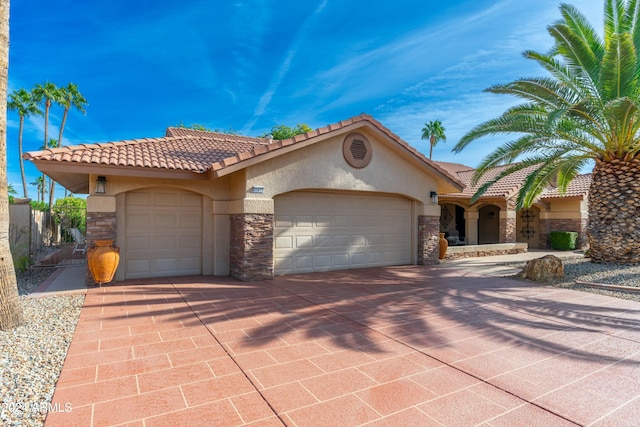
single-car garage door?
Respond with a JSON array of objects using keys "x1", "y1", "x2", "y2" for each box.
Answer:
[
  {"x1": 125, "y1": 189, "x2": 202, "y2": 279},
  {"x1": 274, "y1": 192, "x2": 412, "y2": 275}
]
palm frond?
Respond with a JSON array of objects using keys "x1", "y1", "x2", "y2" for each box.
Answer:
[
  {"x1": 548, "y1": 23, "x2": 601, "y2": 88},
  {"x1": 470, "y1": 160, "x2": 543, "y2": 204},
  {"x1": 600, "y1": 33, "x2": 638, "y2": 102},
  {"x1": 604, "y1": 0, "x2": 627, "y2": 40},
  {"x1": 524, "y1": 51, "x2": 586, "y2": 94},
  {"x1": 559, "y1": 3, "x2": 605, "y2": 60},
  {"x1": 555, "y1": 157, "x2": 589, "y2": 194},
  {"x1": 486, "y1": 78, "x2": 581, "y2": 109}
]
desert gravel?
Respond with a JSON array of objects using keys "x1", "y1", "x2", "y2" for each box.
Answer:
[
  {"x1": 507, "y1": 256, "x2": 640, "y2": 301},
  {"x1": 1, "y1": 268, "x2": 84, "y2": 427}
]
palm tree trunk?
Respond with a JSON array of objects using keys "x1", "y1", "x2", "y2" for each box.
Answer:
[
  {"x1": 0, "y1": 0, "x2": 24, "y2": 330},
  {"x1": 587, "y1": 158, "x2": 640, "y2": 264},
  {"x1": 18, "y1": 115, "x2": 27, "y2": 198},
  {"x1": 42, "y1": 101, "x2": 48, "y2": 206},
  {"x1": 48, "y1": 108, "x2": 68, "y2": 209},
  {"x1": 429, "y1": 135, "x2": 435, "y2": 160}
]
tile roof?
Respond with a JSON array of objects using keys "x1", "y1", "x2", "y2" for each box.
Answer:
[
  {"x1": 165, "y1": 127, "x2": 269, "y2": 145},
  {"x1": 23, "y1": 134, "x2": 269, "y2": 173},
  {"x1": 432, "y1": 161, "x2": 475, "y2": 176},
  {"x1": 24, "y1": 114, "x2": 463, "y2": 188},
  {"x1": 541, "y1": 173, "x2": 592, "y2": 199},
  {"x1": 434, "y1": 161, "x2": 591, "y2": 200}
]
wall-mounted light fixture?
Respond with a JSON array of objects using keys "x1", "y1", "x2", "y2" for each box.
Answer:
[
  {"x1": 250, "y1": 185, "x2": 265, "y2": 194},
  {"x1": 95, "y1": 176, "x2": 107, "y2": 194},
  {"x1": 430, "y1": 191, "x2": 438, "y2": 204}
]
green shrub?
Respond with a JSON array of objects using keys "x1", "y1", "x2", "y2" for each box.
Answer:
[
  {"x1": 13, "y1": 255, "x2": 31, "y2": 272},
  {"x1": 550, "y1": 231, "x2": 578, "y2": 250}
]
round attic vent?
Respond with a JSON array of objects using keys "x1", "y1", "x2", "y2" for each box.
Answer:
[{"x1": 343, "y1": 132, "x2": 372, "y2": 168}]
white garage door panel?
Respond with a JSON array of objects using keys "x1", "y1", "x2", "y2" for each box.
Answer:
[
  {"x1": 274, "y1": 192, "x2": 412, "y2": 275},
  {"x1": 125, "y1": 189, "x2": 202, "y2": 279}
]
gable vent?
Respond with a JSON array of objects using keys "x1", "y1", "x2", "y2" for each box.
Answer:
[
  {"x1": 343, "y1": 132, "x2": 372, "y2": 168},
  {"x1": 349, "y1": 140, "x2": 368, "y2": 160}
]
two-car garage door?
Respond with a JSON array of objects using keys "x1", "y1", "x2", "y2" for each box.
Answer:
[{"x1": 274, "y1": 192, "x2": 412, "y2": 275}]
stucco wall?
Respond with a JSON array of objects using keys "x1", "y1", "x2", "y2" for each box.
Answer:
[
  {"x1": 541, "y1": 198, "x2": 587, "y2": 219},
  {"x1": 86, "y1": 128, "x2": 453, "y2": 278},
  {"x1": 243, "y1": 130, "x2": 442, "y2": 211}
]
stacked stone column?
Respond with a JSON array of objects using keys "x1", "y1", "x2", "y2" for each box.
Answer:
[
  {"x1": 417, "y1": 215, "x2": 440, "y2": 265},
  {"x1": 229, "y1": 214, "x2": 274, "y2": 281}
]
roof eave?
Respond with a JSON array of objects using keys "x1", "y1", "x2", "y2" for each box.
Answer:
[{"x1": 29, "y1": 160, "x2": 209, "y2": 193}]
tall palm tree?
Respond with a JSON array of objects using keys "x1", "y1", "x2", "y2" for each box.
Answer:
[
  {"x1": 42, "y1": 138, "x2": 57, "y2": 206},
  {"x1": 8, "y1": 88, "x2": 42, "y2": 198},
  {"x1": 31, "y1": 176, "x2": 46, "y2": 203},
  {"x1": 421, "y1": 120, "x2": 446, "y2": 159},
  {"x1": 453, "y1": 0, "x2": 640, "y2": 264},
  {"x1": 0, "y1": 0, "x2": 24, "y2": 330},
  {"x1": 49, "y1": 83, "x2": 87, "y2": 207},
  {"x1": 32, "y1": 82, "x2": 58, "y2": 208}
]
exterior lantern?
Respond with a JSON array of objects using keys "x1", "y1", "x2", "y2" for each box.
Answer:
[
  {"x1": 96, "y1": 176, "x2": 107, "y2": 194},
  {"x1": 430, "y1": 191, "x2": 438, "y2": 204}
]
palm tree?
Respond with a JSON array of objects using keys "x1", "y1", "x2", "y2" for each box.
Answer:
[
  {"x1": 50, "y1": 83, "x2": 87, "y2": 206},
  {"x1": 0, "y1": 0, "x2": 24, "y2": 329},
  {"x1": 8, "y1": 88, "x2": 42, "y2": 198},
  {"x1": 30, "y1": 176, "x2": 46, "y2": 203},
  {"x1": 32, "y1": 82, "x2": 59, "y2": 208},
  {"x1": 453, "y1": 0, "x2": 640, "y2": 264},
  {"x1": 421, "y1": 120, "x2": 446, "y2": 160}
]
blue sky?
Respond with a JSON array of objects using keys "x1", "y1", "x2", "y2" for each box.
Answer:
[{"x1": 8, "y1": 0, "x2": 602, "y2": 199}]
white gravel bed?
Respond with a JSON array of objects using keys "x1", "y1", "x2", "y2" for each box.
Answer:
[
  {"x1": 506, "y1": 256, "x2": 640, "y2": 302},
  {"x1": 1, "y1": 269, "x2": 84, "y2": 427}
]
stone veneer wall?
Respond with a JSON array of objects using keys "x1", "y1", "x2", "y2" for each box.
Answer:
[
  {"x1": 499, "y1": 218, "x2": 517, "y2": 243},
  {"x1": 418, "y1": 215, "x2": 440, "y2": 265},
  {"x1": 230, "y1": 214, "x2": 274, "y2": 281},
  {"x1": 548, "y1": 218, "x2": 588, "y2": 249},
  {"x1": 500, "y1": 199, "x2": 517, "y2": 243},
  {"x1": 86, "y1": 212, "x2": 116, "y2": 246},
  {"x1": 445, "y1": 246, "x2": 527, "y2": 260}
]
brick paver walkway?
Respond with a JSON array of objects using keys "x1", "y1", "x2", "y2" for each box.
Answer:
[{"x1": 46, "y1": 266, "x2": 640, "y2": 426}]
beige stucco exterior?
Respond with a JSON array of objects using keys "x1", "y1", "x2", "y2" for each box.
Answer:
[
  {"x1": 75, "y1": 125, "x2": 457, "y2": 280},
  {"x1": 540, "y1": 198, "x2": 588, "y2": 220}
]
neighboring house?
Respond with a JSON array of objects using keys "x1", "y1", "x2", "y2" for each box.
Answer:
[
  {"x1": 24, "y1": 114, "x2": 463, "y2": 281},
  {"x1": 434, "y1": 161, "x2": 591, "y2": 249}
]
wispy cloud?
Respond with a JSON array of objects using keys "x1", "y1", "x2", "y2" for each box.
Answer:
[
  {"x1": 291, "y1": 1, "x2": 512, "y2": 108},
  {"x1": 242, "y1": 0, "x2": 329, "y2": 132}
]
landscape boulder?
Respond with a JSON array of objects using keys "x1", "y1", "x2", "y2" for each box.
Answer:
[{"x1": 517, "y1": 255, "x2": 563, "y2": 283}]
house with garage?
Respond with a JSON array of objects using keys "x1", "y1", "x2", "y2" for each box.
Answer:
[
  {"x1": 25, "y1": 114, "x2": 464, "y2": 281},
  {"x1": 433, "y1": 161, "x2": 591, "y2": 254}
]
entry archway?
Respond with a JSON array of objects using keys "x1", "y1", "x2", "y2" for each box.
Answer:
[{"x1": 478, "y1": 205, "x2": 500, "y2": 244}]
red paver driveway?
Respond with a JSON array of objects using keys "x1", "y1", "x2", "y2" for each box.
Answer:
[{"x1": 46, "y1": 266, "x2": 640, "y2": 426}]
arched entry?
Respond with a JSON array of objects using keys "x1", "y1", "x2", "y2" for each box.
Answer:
[
  {"x1": 478, "y1": 205, "x2": 500, "y2": 244},
  {"x1": 517, "y1": 206, "x2": 540, "y2": 249},
  {"x1": 439, "y1": 203, "x2": 466, "y2": 243}
]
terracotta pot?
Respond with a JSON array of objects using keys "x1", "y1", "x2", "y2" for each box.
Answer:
[
  {"x1": 438, "y1": 233, "x2": 448, "y2": 260},
  {"x1": 87, "y1": 240, "x2": 120, "y2": 285}
]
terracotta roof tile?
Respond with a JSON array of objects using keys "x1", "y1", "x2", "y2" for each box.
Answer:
[
  {"x1": 435, "y1": 161, "x2": 591, "y2": 200},
  {"x1": 24, "y1": 135, "x2": 269, "y2": 173},
  {"x1": 541, "y1": 173, "x2": 592, "y2": 198},
  {"x1": 24, "y1": 114, "x2": 463, "y2": 189}
]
